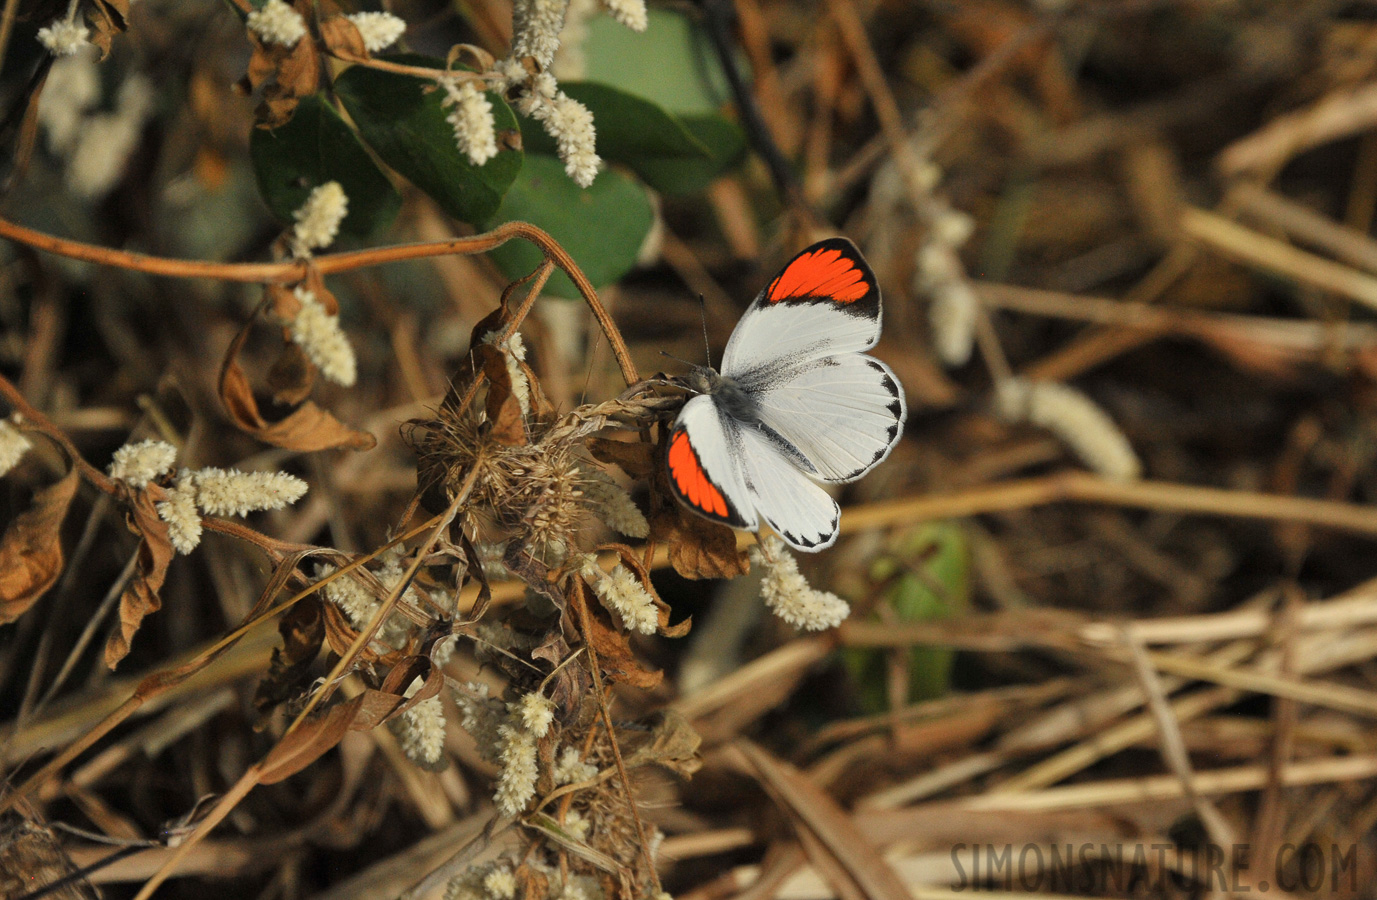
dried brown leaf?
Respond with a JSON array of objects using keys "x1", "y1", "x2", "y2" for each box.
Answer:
[
  {"x1": 474, "y1": 343, "x2": 527, "y2": 447},
  {"x1": 318, "y1": 13, "x2": 368, "y2": 58},
  {"x1": 219, "y1": 309, "x2": 376, "y2": 452},
  {"x1": 571, "y1": 580, "x2": 663, "y2": 689},
  {"x1": 259, "y1": 694, "x2": 365, "y2": 784},
  {"x1": 0, "y1": 468, "x2": 78, "y2": 624},
  {"x1": 736, "y1": 741, "x2": 911, "y2": 900},
  {"x1": 248, "y1": 4, "x2": 321, "y2": 128},
  {"x1": 253, "y1": 595, "x2": 325, "y2": 715},
  {"x1": 105, "y1": 492, "x2": 176, "y2": 669},
  {"x1": 587, "y1": 438, "x2": 655, "y2": 479},
  {"x1": 622, "y1": 709, "x2": 702, "y2": 778},
  {"x1": 88, "y1": 0, "x2": 130, "y2": 59}
]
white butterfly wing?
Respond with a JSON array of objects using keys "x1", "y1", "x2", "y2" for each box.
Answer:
[
  {"x1": 737, "y1": 425, "x2": 842, "y2": 552},
  {"x1": 721, "y1": 238, "x2": 882, "y2": 381},
  {"x1": 666, "y1": 395, "x2": 757, "y2": 531},
  {"x1": 743, "y1": 354, "x2": 907, "y2": 483}
]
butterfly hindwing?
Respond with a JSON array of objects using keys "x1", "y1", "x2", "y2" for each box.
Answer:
[
  {"x1": 737, "y1": 425, "x2": 842, "y2": 551},
  {"x1": 743, "y1": 353, "x2": 906, "y2": 483},
  {"x1": 720, "y1": 238, "x2": 882, "y2": 381},
  {"x1": 666, "y1": 395, "x2": 756, "y2": 530}
]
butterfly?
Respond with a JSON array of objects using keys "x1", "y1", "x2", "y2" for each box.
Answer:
[{"x1": 666, "y1": 238, "x2": 906, "y2": 552}]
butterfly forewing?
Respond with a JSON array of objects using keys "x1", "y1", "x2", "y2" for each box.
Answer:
[
  {"x1": 745, "y1": 354, "x2": 906, "y2": 483},
  {"x1": 720, "y1": 238, "x2": 882, "y2": 380},
  {"x1": 667, "y1": 395, "x2": 757, "y2": 530}
]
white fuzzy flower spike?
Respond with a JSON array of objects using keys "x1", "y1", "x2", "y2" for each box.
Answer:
[
  {"x1": 156, "y1": 472, "x2": 203, "y2": 555},
  {"x1": 0, "y1": 421, "x2": 32, "y2": 478},
  {"x1": 494, "y1": 723, "x2": 538, "y2": 814},
  {"x1": 591, "y1": 563, "x2": 658, "y2": 634},
  {"x1": 289, "y1": 287, "x2": 357, "y2": 386},
  {"x1": 533, "y1": 91, "x2": 599, "y2": 187},
  {"x1": 512, "y1": 691, "x2": 555, "y2": 737},
  {"x1": 600, "y1": 0, "x2": 647, "y2": 31},
  {"x1": 108, "y1": 439, "x2": 178, "y2": 488},
  {"x1": 193, "y1": 467, "x2": 308, "y2": 516},
  {"x1": 510, "y1": 0, "x2": 571, "y2": 69},
  {"x1": 37, "y1": 16, "x2": 90, "y2": 57},
  {"x1": 995, "y1": 378, "x2": 1142, "y2": 482},
  {"x1": 393, "y1": 679, "x2": 447, "y2": 766},
  {"x1": 247, "y1": 0, "x2": 307, "y2": 48},
  {"x1": 291, "y1": 181, "x2": 348, "y2": 254},
  {"x1": 346, "y1": 11, "x2": 407, "y2": 52},
  {"x1": 442, "y1": 79, "x2": 499, "y2": 168},
  {"x1": 751, "y1": 536, "x2": 850, "y2": 631}
]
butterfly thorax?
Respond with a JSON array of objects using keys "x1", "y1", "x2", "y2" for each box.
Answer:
[{"x1": 686, "y1": 366, "x2": 760, "y2": 424}]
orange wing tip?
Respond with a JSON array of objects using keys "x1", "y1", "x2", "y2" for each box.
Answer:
[
  {"x1": 767, "y1": 247, "x2": 870, "y2": 304},
  {"x1": 668, "y1": 430, "x2": 730, "y2": 518}
]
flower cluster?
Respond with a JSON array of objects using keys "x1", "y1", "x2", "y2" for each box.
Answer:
[
  {"x1": 37, "y1": 14, "x2": 90, "y2": 57},
  {"x1": 584, "y1": 558, "x2": 658, "y2": 634},
  {"x1": 247, "y1": 0, "x2": 307, "y2": 48},
  {"x1": 391, "y1": 678, "x2": 447, "y2": 766},
  {"x1": 154, "y1": 464, "x2": 308, "y2": 554},
  {"x1": 291, "y1": 181, "x2": 349, "y2": 255},
  {"x1": 107, "y1": 439, "x2": 178, "y2": 488},
  {"x1": 441, "y1": 79, "x2": 499, "y2": 168},
  {"x1": 288, "y1": 287, "x2": 358, "y2": 386},
  {"x1": 347, "y1": 11, "x2": 407, "y2": 52},
  {"x1": 909, "y1": 164, "x2": 979, "y2": 367},
  {"x1": 750, "y1": 536, "x2": 851, "y2": 631},
  {"x1": 995, "y1": 378, "x2": 1143, "y2": 481}
]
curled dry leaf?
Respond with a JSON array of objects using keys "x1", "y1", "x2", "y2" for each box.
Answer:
[
  {"x1": 253, "y1": 595, "x2": 326, "y2": 716},
  {"x1": 622, "y1": 709, "x2": 702, "y2": 778},
  {"x1": 473, "y1": 343, "x2": 527, "y2": 447},
  {"x1": 88, "y1": 0, "x2": 130, "y2": 59},
  {"x1": 570, "y1": 579, "x2": 663, "y2": 690},
  {"x1": 244, "y1": 1, "x2": 322, "y2": 128},
  {"x1": 318, "y1": 13, "x2": 368, "y2": 59},
  {"x1": 0, "y1": 468, "x2": 79, "y2": 624},
  {"x1": 259, "y1": 694, "x2": 365, "y2": 784},
  {"x1": 219, "y1": 293, "x2": 376, "y2": 452},
  {"x1": 105, "y1": 492, "x2": 176, "y2": 669},
  {"x1": 320, "y1": 601, "x2": 406, "y2": 665},
  {"x1": 587, "y1": 437, "x2": 655, "y2": 479}
]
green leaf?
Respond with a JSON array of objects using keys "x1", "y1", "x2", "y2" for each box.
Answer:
[
  {"x1": 519, "y1": 81, "x2": 742, "y2": 195},
  {"x1": 334, "y1": 56, "x2": 521, "y2": 225},
  {"x1": 631, "y1": 113, "x2": 747, "y2": 195},
  {"x1": 484, "y1": 154, "x2": 653, "y2": 299},
  {"x1": 582, "y1": 8, "x2": 733, "y2": 115},
  {"x1": 844, "y1": 522, "x2": 969, "y2": 712},
  {"x1": 250, "y1": 93, "x2": 401, "y2": 238}
]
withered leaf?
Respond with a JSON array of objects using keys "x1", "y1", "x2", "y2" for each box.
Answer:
[
  {"x1": 474, "y1": 343, "x2": 527, "y2": 447},
  {"x1": 516, "y1": 864, "x2": 550, "y2": 900},
  {"x1": 220, "y1": 308, "x2": 376, "y2": 452},
  {"x1": 318, "y1": 14, "x2": 368, "y2": 58},
  {"x1": 649, "y1": 502, "x2": 748, "y2": 581},
  {"x1": 0, "y1": 468, "x2": 78, "y2": 624},
  {"x1": 253, "y1": 595, "x2": 325, "y2": 715},
  {"x1": 571, "y1": 581, "x2": 662, "y2": 690},
  {"x1": 266, "y1": 341, "x2": 317, "y2": 407},
  {"x1": 246, "y1": 3, "x2": 321, "y2": 129},
  {"x1": 259, "y1": 694, "x2": 365, "y2": 784},
  {"x1": 105, "y1": 492, "x2": 176, "y2": 669},
  {"x1": 320, "y1": 601, "x2": 405, "y2": 665},
  {"x1": 88, "y1": 0, "x2": 130, "y2": 59},
  {"x1": 351, "y1": 657, "x2": 443, "y2": 731},
  {"x1": 587, "y1": 438, "x2": 655, "y2": 479},
  {"x1": 622, "y1": 709, "x2": 702, "y2": 778},
  {"x1": 531, "y1": 632, "x2": 590, "y2": 715}
]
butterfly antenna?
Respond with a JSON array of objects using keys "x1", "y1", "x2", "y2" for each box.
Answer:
[{"x1": 698, "y1": 293, "x2": 713, "y2": 369}]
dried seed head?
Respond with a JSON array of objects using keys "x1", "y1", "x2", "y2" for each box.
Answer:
[
  {"x1": 494, "y1": 723, "x2": 539, "y2": 814},
  {"x1": 591, "y1": 564, "x2": 658, "y2": 635}
]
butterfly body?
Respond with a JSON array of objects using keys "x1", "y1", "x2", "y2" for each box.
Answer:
[{"x1": 667, "y1": 238, "x2": 907, "y2": 552}]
